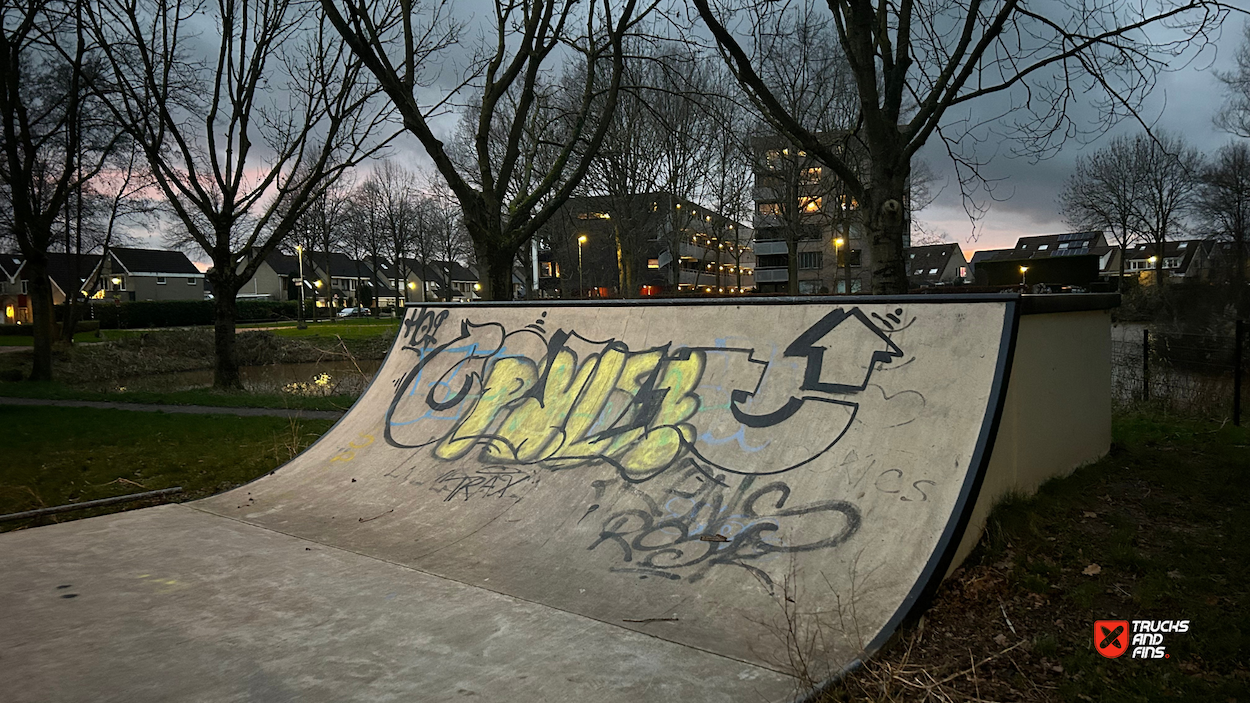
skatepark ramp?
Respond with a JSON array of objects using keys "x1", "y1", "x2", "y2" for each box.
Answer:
[{"x1": 0, "y1": 295, "x2": 1115, "y2": 702}]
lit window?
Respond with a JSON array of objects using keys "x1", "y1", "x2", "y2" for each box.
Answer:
[
  {"x1": 757, "y1": 203, "x2": 781, "y2": 216},
  {"x1": 801, "y1": 167, "x2": 822, "y2": 184},
  {"x1": 799, "y1": 196, "x2": 822, "y2": 213},
  {"x1": 647, "y1": 258, "x2": 660, "y2": 269}
]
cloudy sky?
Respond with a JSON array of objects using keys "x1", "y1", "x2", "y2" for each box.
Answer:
[
  {"x1": 153, "y1": 2, "x2": 1250, "y2": 267},
  {"x1": 381, "y1": 3, "x2": 1250, "y2": 261},
  {"x1": 914, "y1": 18, "x2": 1249, "y2": 257}
]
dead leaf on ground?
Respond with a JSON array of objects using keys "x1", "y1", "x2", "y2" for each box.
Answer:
[
  {"x1": 1083, "y1": 564, "x2": 1103, "y2": 576},
  {"x1": 1083, "y1": 511, "x2": 1098, "y2": 518}
]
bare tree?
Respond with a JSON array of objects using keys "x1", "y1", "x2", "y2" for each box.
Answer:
[
  {"x1": 320, "y1": 0, "x2": 654, "y2": 300},
  {"x1": 1, "y1": 0, "x2": 118, "y2": 380},
  {"x1": 1060, "y1": 132, "x2": 1200, "y2": 287},
  {"x1": 1197, "y1": 141, "x2": 1250, "y2": 315},
  {"x1": 695, "y1": 0, "x2": 1232, "y2": 294},
  {"x1": 1216, "y1": 22, "x2": 1250, "y2": 138},
  {"x1": 87, "y1": 0, "x2": 397, "y2": 388},
  {"x1": 1059, "y1": 135, "x2": 1145, "y2": 289},
  {"x1": 1136, "y1": 133, "x2": 1202, "y2": 286}
]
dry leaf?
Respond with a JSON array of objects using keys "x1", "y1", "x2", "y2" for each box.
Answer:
[
  {"x1": 994, "y1": 633, "x2": 1008, "y2": 646},
  {"x1": 1168, "y1": 570, "x2": 1183, "y2": 580},
  {"x1": 1082, "y1": 563, "x2": 1102, "y2": 576},
  {"x1": 1083, "y1": 511, "x2": 1097, "y2": 518}
]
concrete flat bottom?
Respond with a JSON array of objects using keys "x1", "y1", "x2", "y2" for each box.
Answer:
[{"x1": 0, "y1": 505, "x2": 796, "y2": 703}]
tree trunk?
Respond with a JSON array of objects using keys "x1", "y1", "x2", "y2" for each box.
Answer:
[
  {"x1": 209, "y1": 272, "x2": 243, "y2": 390},
  {"x1": 1155, "y1": 236, "x2": 1165, "y2": 287},
  {"x1": 863, "y1": 170, "x2": 910, "y2": 295},
  {"x1": 26, "y1": 255, "x2": 56, "y2": 381},
  {"x1": 787, "y1": 236, "x2": 799, "y2": 295},
  {"x1": 470, "y1": 230, "x2": 517, "y2": 302}
]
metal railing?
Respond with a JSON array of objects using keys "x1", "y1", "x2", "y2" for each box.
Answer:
[{"x1": 1112, "y1": 320, "x2": 1246, "y2": 424}]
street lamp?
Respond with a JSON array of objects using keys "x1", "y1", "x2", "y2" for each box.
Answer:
[
  {"x1": 295, "y1": 245, "x2": 306, "y2": 329},
  {"x1": 1019, "y1": 265, "x2": 1029, "y2": 288},
  {"x1": 833, "y1": 237, "x2": 844, "y2": 293},
  {"x1": 578, "y1": 234, "x2": 587, "y2": 298}
]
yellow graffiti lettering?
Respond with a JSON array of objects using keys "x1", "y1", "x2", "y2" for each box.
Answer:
[
  {"x1": 498, "y1": 349, "x2": 598, "y2": 462},
  {"x1": 436, "y1": 357, "x2": 537, "y2": 460},
  {"x1": 618, "y1": 352, "x2": 704, "y2": 476},
  {"x1": 550, "y1": 348, "x2": 629, "y2": 460}
]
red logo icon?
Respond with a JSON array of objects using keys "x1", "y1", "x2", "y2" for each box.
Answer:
[{"x1": 1095, "y1": 620, "x2": 1130, "y2": 658}]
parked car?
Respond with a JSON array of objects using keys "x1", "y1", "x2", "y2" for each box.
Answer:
[{"x1": 337, "y1": 306, "x2": 372, "y2": 318}]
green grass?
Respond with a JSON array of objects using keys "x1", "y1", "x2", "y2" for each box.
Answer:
[
  {"x1": 259, "y1": 321, "x2": 400, "y2": 340},
  {"x1": 0, "y1": 405, "x2": 333, "y2": 530},
  {"x1": 0, "y1": 329, "x2": 152, "y2": 345},
  {"x1": 0, "y1": 381, "x2": 358, "y2": 411},
  {"x1": 982, "y1": 414, "x2": 1250, "y2": 700}
]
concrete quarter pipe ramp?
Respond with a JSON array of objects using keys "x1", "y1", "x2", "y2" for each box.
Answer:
[{"x1": 0, "y1": 297, "x2": 1018, "y2": 702}]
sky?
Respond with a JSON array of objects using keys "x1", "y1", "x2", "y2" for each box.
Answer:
[
  {"x1": 137, "y1": 2, "x2": 1250, "y2": 269},
  {"x1": 914, "y1": 17, "x2": 1249, "y2": 259}
]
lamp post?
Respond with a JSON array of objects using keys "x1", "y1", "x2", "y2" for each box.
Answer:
[
  {"x1": 1019, "y1": 265, "x2": 1029, "y2": 289},
  {"x1": 1148, "y1": 255, "x2": 1158, "y2": 284},
  {"x1": 295, "y1": 245, "x2": 307, "y2": 329},
  {"x1": 833, "y1": 237, "x2": 844, "y2": 293},
  {"x1": 578, "y1": 234, "x2": 587, "y2": 298}
]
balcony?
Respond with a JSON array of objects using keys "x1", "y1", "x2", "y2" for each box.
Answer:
[
  {"x1": 754, "y1": 268, "x2": 789, "y2": 283},
  {"x1": 752, "y1": 240, "x2": 788, "y2": 256}
]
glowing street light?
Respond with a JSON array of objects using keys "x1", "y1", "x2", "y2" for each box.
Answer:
[
  {"x1": 578, "y1": 234, "x2": 588, "y2": 298},
  {"x1": 295, "y1": 244, "x2": 307, "y2": 329},
  {"x1": 1019, "y1": 265, "x2": 1029, "y2": 287},
  {"x1": 833, "y1": 237, "x2": 845, "y2": 293}
]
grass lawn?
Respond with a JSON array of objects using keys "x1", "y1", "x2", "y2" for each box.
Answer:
[
  {"x1": 822, "y1": 414, "x2": 1250, "y2": 701},
  {"x1": 259, "y1": 321, "x2": 400, "y2": 340},
  {"x1": 0, "y1": 381, "x2": 358, "y2": 411},
  {"x1": 0, "y1": 405, "x2": 333, "y2": 531}
]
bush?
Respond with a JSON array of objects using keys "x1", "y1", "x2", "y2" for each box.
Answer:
[{"x1": 236, "y1": 300, "x2": 299, "y2": 322}]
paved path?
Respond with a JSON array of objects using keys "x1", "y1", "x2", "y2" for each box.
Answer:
[{"x1": 0, "y1": 396, "x2": 345, "y2": 419}]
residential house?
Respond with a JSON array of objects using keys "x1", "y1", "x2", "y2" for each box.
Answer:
[
  {"x1": 86, "y1": 248, "x2": 204, "y2": 302},
  {"x1": 1120, "y1": 240, "x2": 1204, "y2": 284},
  {"x1": 0, "y1": 255, "x2": 27, "y2": 324},
  {"x1": 906, "y1": 243, "x2": 969, "y2": 287},
  {"x1": 236, "y1": 252, "x2": 300, "y2": 301},
  {"x1": 539, "y1": 192, "x2": 754, "y2": 298},
  {"x1": 969, "y1": 231, "x2": 1121, "y2": 286}
]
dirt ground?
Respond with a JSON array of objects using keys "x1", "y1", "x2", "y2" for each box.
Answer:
[{"x1": 814, "y1": 414, "x2": 1249, "y2": 702}]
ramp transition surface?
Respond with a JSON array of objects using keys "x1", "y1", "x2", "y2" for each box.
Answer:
[{"x1": 0, "y1": 298, "x2": 1018, "y2": 702}]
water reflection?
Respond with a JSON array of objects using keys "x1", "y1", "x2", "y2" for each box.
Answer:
[{"x1": 101, "y1": 360, "x2": 382, "y2": 396}]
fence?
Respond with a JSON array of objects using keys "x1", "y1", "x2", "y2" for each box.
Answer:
[{"x1": 1112, "y1": 321, "x2": 1246, "y2": 424}]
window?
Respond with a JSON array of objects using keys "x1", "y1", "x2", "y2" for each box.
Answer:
[
  {"x1": 20, "y1": 280, "x2": 28, "y2": 294},
  {"x1": 187, "y1": 277, "x2": 196, "y2": 285},
  {"x1": 800, "y1": 167, "x2": 822, "y2": 184},
  {"x1": 577, "y1": 211, "x2": 610, "y2": 220},
  {"x1": 1177, "y1": 241, "x2": 1188, "y2": 249},
  {"x1": 647, "y1": 258, "x2": 660, "y2": 269},
  {"x1": 928, "y1": 268, "x2": 938, "y2": 275},
  {"x1": 847, "y1": 249, "x2": 862, "y2": 267},
  {"x1": 157, "y1": 276, "x2": 167, "y2": 285},
  {"x1": 959, "y1": 266, "x2": 967, "y2": 278},
  {"x1": 798, "y1": 251, "x2": 822, "y2": 269},
  {"x1": 765, "y1": 149, "x2": 782, "y2": 169},
  {"x1": 757, "y1": 202, "x2": 782, "y2": 216},
  {"x1": 798, "y1": 196, "x2": 822, "y2": 213},
  {"x1": 1037, "y1": 244, "x2": 1049, "y2": 250}
]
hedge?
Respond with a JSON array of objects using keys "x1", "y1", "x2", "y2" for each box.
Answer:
[{"x1": 52, "y1": 300, "x2": 307, "y2": 329}]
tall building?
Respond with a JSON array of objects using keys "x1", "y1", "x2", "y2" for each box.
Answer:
[
  {"x1": 537, "y1": 192, "x2": 754, "y2": 298},
  {"x1": 750, "y1": 136, "x2": 909, "y2": 294}
]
